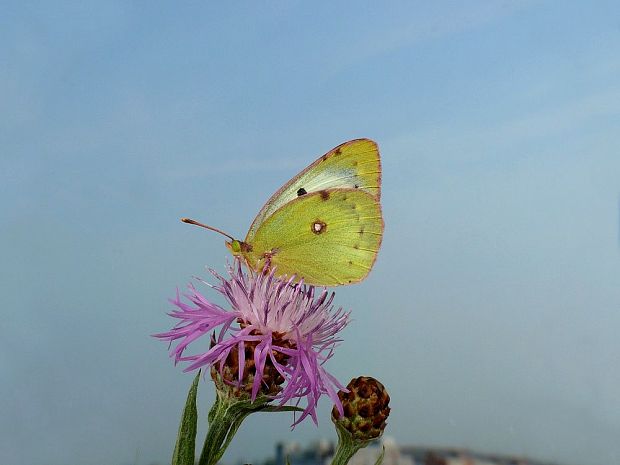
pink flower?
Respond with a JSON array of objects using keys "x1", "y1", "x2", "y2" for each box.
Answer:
[{"x1": 155, "y1": 261, "x2": 349, "y2": 425}]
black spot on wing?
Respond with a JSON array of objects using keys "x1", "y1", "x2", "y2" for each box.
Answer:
[{"x1": 297, "y1": 187, "x2": 307, "y2": 196}]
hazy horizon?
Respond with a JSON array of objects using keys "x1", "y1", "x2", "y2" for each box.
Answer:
[{"x1": 2, "y1": 2, "x2": 619, "y2": 465}]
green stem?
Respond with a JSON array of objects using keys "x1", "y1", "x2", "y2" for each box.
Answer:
[
  {"x1": 330, "y1": 422, "x2": 385, "y2": 465},
  {"x1": 330, "y1": 423, "x2": 364, "y2": 465},
  {"x1": 197, "y1": 389, "x2": 302, "y2": 465},
  {"x1": 195, "y1": 364, "x2": 308, "y2": 465},
  {"x1": 198, "y1": 392, "x2": 261, "y2": 465}
]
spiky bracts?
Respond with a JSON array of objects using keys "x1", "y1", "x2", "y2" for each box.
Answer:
[{"x1": 155, "y1": 260, "x2": 349, "y2": 424}]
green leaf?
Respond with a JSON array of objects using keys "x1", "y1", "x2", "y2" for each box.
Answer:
[{"x1": 172, "y1": 371, "x2": 201, "y2": 465}]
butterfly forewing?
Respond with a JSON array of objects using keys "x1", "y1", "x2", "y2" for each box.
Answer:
[
  {"x1": 246, "y1": 139, "x2": 381, "y2": 241},
  {"x1": 244, "y1": 189, "x2": 383, "y2": 286}
]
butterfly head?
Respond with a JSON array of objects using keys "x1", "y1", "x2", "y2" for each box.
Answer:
[
  {"x1": 225, "y1": 239, "x2": 243, "y2": 256},
  {"x1": 225, "y1": 239, "x2": 253, "y2": 257}
]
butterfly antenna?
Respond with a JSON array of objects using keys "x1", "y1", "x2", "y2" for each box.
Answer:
[{"x1": 181, "y1": 218, "x2": 236, "y2": 241}]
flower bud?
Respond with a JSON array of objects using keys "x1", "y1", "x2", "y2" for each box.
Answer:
[{"x1": 332, "y1": 376, "x2": 390, "y2": 442}]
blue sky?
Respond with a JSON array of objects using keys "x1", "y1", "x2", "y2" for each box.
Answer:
[{"x1": 2, "y1": 2, "x2": 619, "y2": 465}]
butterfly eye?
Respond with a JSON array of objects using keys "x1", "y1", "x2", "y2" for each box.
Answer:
[{"x1": 228, "y1": 240, "x2": 242, "y2": 254}]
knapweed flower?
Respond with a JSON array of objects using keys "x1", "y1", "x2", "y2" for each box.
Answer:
[{"x1": 155, "y1": 260, "x2": 350, "y2": 425}]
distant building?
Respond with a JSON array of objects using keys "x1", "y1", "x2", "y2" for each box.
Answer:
[
  {"x1": 334, "y1": 437, "x2": 414, "y2": 465},
  {"x1": 264, "y1": 438, "x2": 559, "y2": 465},
  {"x1": 272, "y1": 439, "x2": 335, "y2": 465}
]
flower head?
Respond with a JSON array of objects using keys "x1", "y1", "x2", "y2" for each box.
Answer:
[
  {"x1": 155, "y1": 260, "x2": 350, "y2": 425},
  {"x1": 332, "y1": 376, "x2": 391, "y2": 442}
]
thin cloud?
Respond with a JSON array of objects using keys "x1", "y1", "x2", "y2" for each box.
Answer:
[
  {"x1": 321, "y1": 0, "x2": 538, "y2": 79},
  {"x1": 161, "y1": 156, "x2": 304, "y2": 180},
  {"x1": 387, "y1": 86, "x2": 620, "y2": 164}
]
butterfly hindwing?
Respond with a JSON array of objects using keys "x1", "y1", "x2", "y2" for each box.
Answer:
[
  {"x1": 244, "y1": 189, "x2": 383, "y2": 286},
  {"x1": 246, "y1": 139, "x2": 381, "y2": 240}
]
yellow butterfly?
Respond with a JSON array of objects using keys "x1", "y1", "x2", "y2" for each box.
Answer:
[{"x1": 183, "y1": 139, "x2": 383, "y2": 286}]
